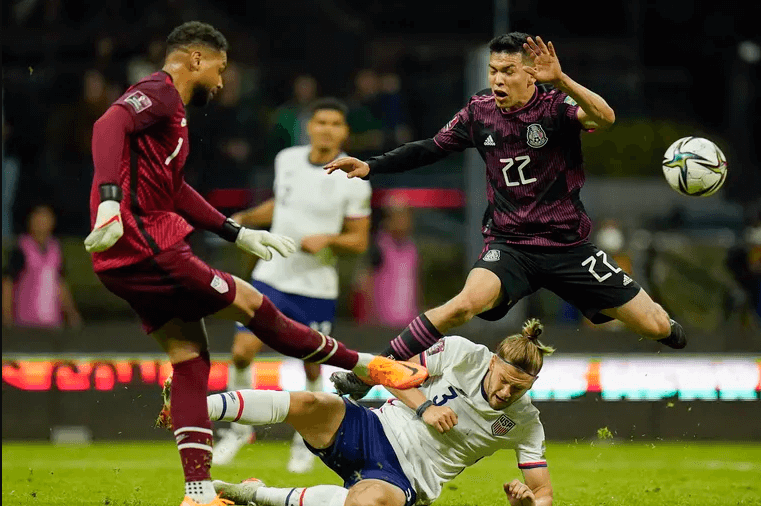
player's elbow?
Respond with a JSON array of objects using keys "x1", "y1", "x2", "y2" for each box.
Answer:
[{"x1": 597, "y1": 108, "x2": 616, "y2": 130}]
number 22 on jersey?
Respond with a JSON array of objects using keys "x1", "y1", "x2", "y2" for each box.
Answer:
[{"x1": 500, "y1": 155, "x2": 534, "y2": 186}]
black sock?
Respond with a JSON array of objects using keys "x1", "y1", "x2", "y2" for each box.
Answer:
[
  {"x1": 381, "y1": 314, "x2": 444, "y2": 360},
  {"x1": 658, "y1": 319, "x2": 687, "y2": 349}
]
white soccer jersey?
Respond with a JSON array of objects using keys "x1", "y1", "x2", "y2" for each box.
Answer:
[
  {"x1": 253, "y1": 145, "x2": 372, "y2": 299},
  {"x1": 374, "y1": 336, "x2": 547, "y2": 504}
]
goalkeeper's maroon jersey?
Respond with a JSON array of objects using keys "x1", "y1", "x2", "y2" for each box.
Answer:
[
  {"x1": 90, "y1": 71, "x2": 193, "y2": 272},
  {"x1": 434, "y1": 84, "x2": 592, "y2": 247}
]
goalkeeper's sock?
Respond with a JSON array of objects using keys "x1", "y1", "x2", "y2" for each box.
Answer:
[
  {"x1": 255, "y1": 485, "x2": 349, "y2": 506},
  {"x1": 658, "y1": 319, "x2": 687, "y2": 349},
  {"x1": 245, "y1": 296, "x2": 360, "y2": 369},
  {"x1": 382, "y1": 313, "x2": 443, "y2": 360},
  {"x1": 171, "y1": 353, "x2": 214, "y2": 502}
]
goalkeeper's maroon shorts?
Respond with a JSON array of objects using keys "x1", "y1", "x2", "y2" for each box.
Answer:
[{"x1": 97, "y1": 241, "x2": 237, "y2": 334}]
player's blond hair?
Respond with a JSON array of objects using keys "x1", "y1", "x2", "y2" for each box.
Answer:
[{"x1": 494, "y1": 318, "x2": 555, "y2": 376}]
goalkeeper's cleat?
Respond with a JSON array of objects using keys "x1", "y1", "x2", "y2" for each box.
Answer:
[
  {"x1": 155, "y1": 375, "x2": 173, "y2": 430},
  {"x1": 330, "y1": 371, "x2": 373, "y2": 400},
  {"x1": 178, "y1": 495, "x2": 234, "y2": 506},
  {"x1": 213, "y1": 478, "x2": 265, "y2": 505},
  {"x1": 367, "y1": 356, "x2": 428, "y2": 390}
]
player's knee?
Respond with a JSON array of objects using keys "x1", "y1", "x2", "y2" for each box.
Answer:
[
  {"x1": 231, "y1": 340, "x2": 255, "y2": 367},
  {"x1": 444, "y1": 296, "x2": 480, "y2": 326},
  {"x1": 347, "y1": 483, "x2": 396, "y2": 506},
  {"x1": 290, "y1": 391, "x2": 322, "y2": 417}
]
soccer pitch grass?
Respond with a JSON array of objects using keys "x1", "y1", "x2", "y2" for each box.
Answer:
[{"x1": 3, "y1": 441, "x2": 760, "y2": 506}]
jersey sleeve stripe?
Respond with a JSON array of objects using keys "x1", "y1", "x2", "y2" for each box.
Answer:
[{"x1": 518, "y1": 461, "x2": 548, "y2": 469}]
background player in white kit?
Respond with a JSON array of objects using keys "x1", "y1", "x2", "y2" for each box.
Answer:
[
  {"x1": 213, "y1": 98, "x2": 372, "y2": 471},
  {"x1": 205, "y1": 319, "x2": 554, "y2": 506}
]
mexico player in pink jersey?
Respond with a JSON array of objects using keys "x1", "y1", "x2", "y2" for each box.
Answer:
[
  {"x1": 327, "y1": 33, "x2": 686, "y2": 399},
  {"x1": 85, "y1": 21, "x2": 426, "y2": 506}
]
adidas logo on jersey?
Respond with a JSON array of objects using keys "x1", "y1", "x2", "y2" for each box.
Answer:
[
  {"x1": 623, "y1": 274, "x2": 632, "y2": 286},
  {"x1": 484, "y1": 135, "x2": 496, "y2": 146}
]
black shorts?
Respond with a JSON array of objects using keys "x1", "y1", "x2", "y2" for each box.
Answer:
[{"x1": 473, "y1": 240, "x2": 641, "y2": 324}]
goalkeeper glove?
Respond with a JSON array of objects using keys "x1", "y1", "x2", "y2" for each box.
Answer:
[
  {"x1": 84, "y1": 185, "x2": 124, "y2": 253},
  {"x1": 220, "y1": 218, "x2": 297, "y2": 261}
]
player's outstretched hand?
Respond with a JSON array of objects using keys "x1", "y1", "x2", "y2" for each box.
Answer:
[
  {"x1": 522, "y1": 36, "x2": 562, "y2": 85},
  {"x1": 324, "y1": 157, "x2": 370, "y2": 179},
  {"x1": 422, "y1": 405, "x2": 458, "y2": 434},
  {"x1": 504, "y1": 480, "x2": 537, "y2": 506},
  {"x1": 84, "y1": 201, "x2": 124, "y2": 253},
  {"x1": 236, "y1": 228, "x2": 297, "y2": 261}
]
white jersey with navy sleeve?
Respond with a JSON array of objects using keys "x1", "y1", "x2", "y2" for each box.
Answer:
[
  {"x1": 252, "y1": 145, "x2": 372, "y2": 299},
  {"x1": 373, "y1": 336, "x2": 547, "y2": 504}
]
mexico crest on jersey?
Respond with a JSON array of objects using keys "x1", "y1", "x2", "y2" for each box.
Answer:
[
  {"x1": 124, "y1": 91, "x2": 153, "y2": 113},
  {"x1": 526, "y1": 123, "x2": 548, "y2": 148},
  {"x1": 492, "y1": 414, "x2": 516, "y2": 436}
]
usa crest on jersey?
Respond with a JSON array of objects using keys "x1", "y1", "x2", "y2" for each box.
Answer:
[
  {"x1": 491, "y1": 414, "x2": 516, "y2": 436},
  {"x1": 526, "y1": 123, "x2": 548, "y2": 148}
]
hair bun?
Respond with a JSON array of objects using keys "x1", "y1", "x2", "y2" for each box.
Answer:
[{"x1": 521, "y1": 318, "x2": 544, "y2": 340}]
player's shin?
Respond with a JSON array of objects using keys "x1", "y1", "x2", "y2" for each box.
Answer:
[
  {"x1": 382, "y1": 313, "x2": 444, "y2": 360},
  {"x1": 207, "y1": 390, "x2": 290, "y2": 425},
  {"x1": 171, "y1": 353, "x2": 216, "y2": 502},
  {"x1": 255, "y1": 485, "x2": 349, "y2": 506},
  {"x1": 245, "y1": 296, "x2": 360, "y2": 369},
  {"x1": 227, "y1": 363, "x2": 253, "y2": 437}
]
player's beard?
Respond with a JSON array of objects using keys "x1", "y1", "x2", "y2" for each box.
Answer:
[{"x1": 189, "y1": 83, "x2": 213, "y2": 107}]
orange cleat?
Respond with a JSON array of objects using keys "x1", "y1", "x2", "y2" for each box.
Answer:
[
  {"x1": 367, "y1": 356, "x2": 428, "y2": 390},
  {"x1": 178, "y1": 494, "x2": 234, "y2": 506},
  {"x1": 154, "y1": 375, "x2": 173, "y2": 430}
]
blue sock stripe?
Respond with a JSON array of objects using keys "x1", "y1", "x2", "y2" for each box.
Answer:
[
  {"x1": 284, "y1": 487, "x2": 298, "y2": 506},
  {"x1": 219, "y1": 393, "x2": 228, "y2": 421}
]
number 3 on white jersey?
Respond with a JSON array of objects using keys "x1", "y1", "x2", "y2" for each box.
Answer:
[{"x1": 500, "y1": 155, "x2": 534, "y2": 186}]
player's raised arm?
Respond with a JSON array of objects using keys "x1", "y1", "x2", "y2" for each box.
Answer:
[{"x1": 522, "y1": 36, "x2": 615, "y2": 130}]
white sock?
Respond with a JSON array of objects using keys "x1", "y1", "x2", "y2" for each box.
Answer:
[
  {"x1": 229, "y1": 363, "x2": 253, "y2": 390},
  {"x1": 228, "y1": 364, "x2": 253, "y2": 434},
  {"x1": 305, "y1": 374, "x2": 322, "y2": 393},
  {"x1": 185, "y1": 480, "x2": 216, "y2": 503},
  {"x1": 352, "y1": 352, "x2": 375, "y2": 376},
  {"x1": 255, "y1": 485, "x2": 348, "y2": 506},
  {"x1": 207, "y1": 390, "x2": 290, "y2": 425}
]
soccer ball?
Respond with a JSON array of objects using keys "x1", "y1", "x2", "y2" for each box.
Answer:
[{"x1": 662, "y1": 137, "x2": 727, "y2": 197}]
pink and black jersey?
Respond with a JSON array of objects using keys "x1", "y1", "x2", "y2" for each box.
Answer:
[
  {"x1": 366, "y1": 84, "x2": 592, "y2": 247},
  {"x1": 90, "y1": 71, "x2": 193, "y2": 271}
]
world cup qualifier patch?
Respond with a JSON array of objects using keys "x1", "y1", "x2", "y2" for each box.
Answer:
[
  {"x1": 210, "y1": 275, "x2": 229, "y2": 294},
  {"x1": 482, "y1": 249, "x2": 501, "y2": 262},
  {"x1": 492, "y1": 414, "x2": 516, "y2": 436},
  {"x1": 123, "y1": 91, "x2": 153, "y2": 113},
  {"x1": 427, "y1": 339, "x2": 446, "y2": 356}
]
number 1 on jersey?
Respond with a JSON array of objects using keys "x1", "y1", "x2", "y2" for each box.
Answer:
[{"x1": 500, "y1": 155, "x2": 534, "y2": 187}]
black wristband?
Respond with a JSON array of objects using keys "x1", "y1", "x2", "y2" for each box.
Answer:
[
  {"x1": 219, "y1": 218, "x2": 242, "y2": 243},
  {"x1": 415, "y1": 400, "x2": 434, "y2": 418},
  {"x1": 99, "y1": 184, "x2": 123, "y2": 202}
]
